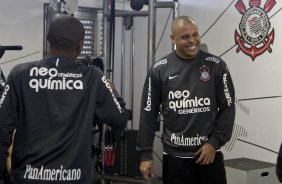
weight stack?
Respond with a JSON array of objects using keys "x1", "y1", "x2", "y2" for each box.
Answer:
[{"x1": 110, "y1": 130, "x2": 142, "y2": 177}]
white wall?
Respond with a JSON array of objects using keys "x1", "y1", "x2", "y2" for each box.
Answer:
[
  {"x1": 1, "y1": 0, "x2": 282, "y2": 178},
  {"x1": 0, "y1": 0, "x2": 46, "y2": 75},
  {"x1": 180, "y1": 0, "x2": 282, "y2": 164},
  {"x1": 0, "y1": 0, "x2": 101, "y2": 76},
  {"x1": 132, "y1": 0, "x2": 282, "y2": 176}
]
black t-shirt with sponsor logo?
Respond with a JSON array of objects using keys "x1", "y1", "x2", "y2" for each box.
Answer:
[
  {"x1": 0, "y1": 56, "x2": 127, "y2": 184},
  {"x1": 137, "y1": 50, "x2": 235, "y2": 160}
]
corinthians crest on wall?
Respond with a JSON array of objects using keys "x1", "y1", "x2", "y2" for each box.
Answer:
[{"x1": 234, "y1": 0, "x2": 276, "y2": 61}]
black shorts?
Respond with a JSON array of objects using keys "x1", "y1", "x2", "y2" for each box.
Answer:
[{"x1": 162, "y1": 152, "x2": 227, "y2": 184}]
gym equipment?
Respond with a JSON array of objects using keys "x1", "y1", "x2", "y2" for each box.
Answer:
[
  {"x1": 49, "y1": 0, "x2": 78, "y2": 15},
  {"x1": 130, "y1": 0, "x2": 144, "y2": 11},
  {"x1": 0, "y1": 45, "x2": 22, "y2": 59},
  {"x1": 225, "y1": 157, "x2": 280, "y2": 184}
]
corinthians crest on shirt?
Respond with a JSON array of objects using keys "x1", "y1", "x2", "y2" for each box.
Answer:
[
  {"x1": 234, "y1": 0, "x2": 275, "y2": 61},
  {"x1": 200, "y1": 65, "x2": 211, "y2": 81}
]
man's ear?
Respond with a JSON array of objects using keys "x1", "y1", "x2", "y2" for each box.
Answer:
[
  {"x1": 170, "y1": 35, "x2": 175, "y2": 44},
  {"x1": 77, "y1": 40, "x2": 84, "y2": 51}
]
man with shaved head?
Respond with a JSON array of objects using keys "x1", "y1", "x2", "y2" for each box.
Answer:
[{"x1": 137, "y1": 15, "x2": 235, "y2": 184}]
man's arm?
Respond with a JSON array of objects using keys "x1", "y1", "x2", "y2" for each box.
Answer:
[
  {"x1": 195, "y1": 61, "x2": 235, "y2": 165},
  {"x1": 207, "y1": 62, "x2": 236, "y2": 149},
  {"x1": 5, "y1": 130, "x2": 15, "y2": 176},
  {"x1": 136, "y1": 67, "x2": 162, "y2": 180},
  {"x1": 0, "y1": 68, "x2": 6, "y2": 95},
  {"x1": 94, "y1": 75, "x2": 128, "y2": 130},
  {"x1": 0, "y1": 71, "x2": 18, "y2": 178}
]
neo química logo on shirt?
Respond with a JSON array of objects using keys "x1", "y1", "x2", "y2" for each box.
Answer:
[
  {"x1": 29, "y1": 67, "x2": 83, "y2": 92},
  {"x1": 168, "y1": 90, "x2": 211, "y2": 114}
]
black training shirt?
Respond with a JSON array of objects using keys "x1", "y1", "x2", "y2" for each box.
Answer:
[
  {"x1": 137, "y1": 50, "x2": 235, "y2": 160},
  {"x1": 0, "y1": 56, "x2": 127, "y2": 184}
]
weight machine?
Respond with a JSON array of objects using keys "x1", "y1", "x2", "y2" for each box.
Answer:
[
  {"x1": 0, "y1": 46, "x2": 23, "y2": 94},
  {"x1": 100, "y1": 0, "x2": 179, "y2": 184},
  {"x1": 43, "y1": 0, "x2": 179, "y2": 183}
]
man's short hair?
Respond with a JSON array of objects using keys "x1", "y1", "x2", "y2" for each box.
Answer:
[
  {"x1": 47, "y1": 15, "x2": 85, "y2": 50},
  {"x1": 171, "y1": 15, "x2": 196, "y2": 33}
]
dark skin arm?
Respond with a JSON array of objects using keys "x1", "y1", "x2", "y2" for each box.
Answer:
[{"x1": 140, "y1": 160, "x2": 155, "y2": 181}]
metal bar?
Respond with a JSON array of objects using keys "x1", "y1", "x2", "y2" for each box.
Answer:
[
  {"x1": 147, "y1": 0, "x2": 156, "y2": 70},
  {"x1": 101, "y1": 2, "x2": 110, "y2": 184},
  {"x1": 130, "y1": 18, "x2": 135, "y2": 129},
  {"x1": 172, "y1": 0, "x2": 179, "y2": 50},
  {"x1": 121, "y1": 18, "x2": 125, "y2": 97},
  {"x1": 102, "y1": 175, "x2": 146, "y2": 184},
  {"x1": 43, "y1": 5, "x2": 48, "y2": 58},
  {"x1": 155, "y1": 1, "x2": 175, "y2": 8},
  {"x1": 109, "y1": 0, "x2": 115, "y2": 80},
  {"x1": 104, "y1": 10, "x2": 149, "y2": 17},
  {"x1": 103, "y1": 0, "x2": 111, "y2": 79}
]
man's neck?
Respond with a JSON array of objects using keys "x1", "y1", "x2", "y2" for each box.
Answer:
[{"x1": 49, "y1": 49, "x2": 78, "y2": 61}]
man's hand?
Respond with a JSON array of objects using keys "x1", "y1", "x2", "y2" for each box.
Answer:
[
  {"x1": 194, "y1": 143, "x2": 216, "y2": 165},
  {"x1": 140, "y1": 160, "x2": 154, "y2": 181}
]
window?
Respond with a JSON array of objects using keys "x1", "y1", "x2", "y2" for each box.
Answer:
[{"x1": 43, "y1": 4, "x2": 101, "y2": 59}]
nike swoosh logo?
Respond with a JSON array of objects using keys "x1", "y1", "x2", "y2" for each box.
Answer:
[{"x1": 168, "y1": 75, "x2": 179, "y2": 79}]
